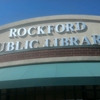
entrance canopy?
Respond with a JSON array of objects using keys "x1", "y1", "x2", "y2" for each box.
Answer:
[{"x1": 0, "y1": 62, "x2": 100, "y2": 89}]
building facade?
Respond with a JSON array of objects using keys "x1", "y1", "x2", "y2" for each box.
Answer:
[{"x1": 0, "y1": 15, "x2": 100, "y2": 100}]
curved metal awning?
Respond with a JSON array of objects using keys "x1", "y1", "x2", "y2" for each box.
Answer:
[{"x1": 0, "y1": 62, "x2": 100, "y2": 89}]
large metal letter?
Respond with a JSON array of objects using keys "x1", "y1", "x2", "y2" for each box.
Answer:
[
  {"x1": 29, "y1": 40, "x2": 38, "y2": 48},
  {"x1": 0, "y1": 43, "x2": 5, "y2": 52},
  {"x1": 61, "y1": 38, "x2": 69, "y2": 46},
  {"x1": 92, "y1": 35, "x2": 100, "y2": 45},
  {"x1": 54, "y1": 38, "x2": 59, "y2": 46},
  {"x1": 9, "y1": 29, "x2": 17, "y2": 38},
  {"x1": 16, "y1": 41, "x2": 23, "y2": 50},
  {"x1": 6, "y1": 42, "x2": 15, "y2": 51},
  {"x1": 70, "y1": 37, "x2": 79, "y2": 46},
  {"x1": 37, "y1": 26, "x2": 45, "y2": 35},
  {"x1": 55, "y1": 24, "x2": 65, "y2": 33},
  {"x1": 76, "y1": 22, "x2": 86, "y2": 31},
  {"x1": 28, "y1": 27, "x2": 36, "y2": 36},
  {"x1": 25, "y1": 40, "x2": 29, "y2": 49},
  {"x1": 17, "y1": 28, "x2": 27, "y2": 37},
  {"x1": 81, "y1": 36, "x2": 91, "y2": 45},
  {"x1": 47, "y1": 25, "x2": 54, "y2": 34},
  {"x1": 66, "y1": 23, "x2": 74, "y2": 32},
  {"x1": 44, "y1": 39, "x2": 50, "y2": 47}
]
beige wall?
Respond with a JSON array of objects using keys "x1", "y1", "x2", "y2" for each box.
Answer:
[
  {"x1": 0, "y1": 15, "x2": 100, "y2": 49},
  {"x1": 0, "y1": 15, "x2": 100, "y2": 67}
]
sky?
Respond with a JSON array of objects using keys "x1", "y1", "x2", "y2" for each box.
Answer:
[{"x1": 0, "y1": 0, "x2": 100, "y2": 25}]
